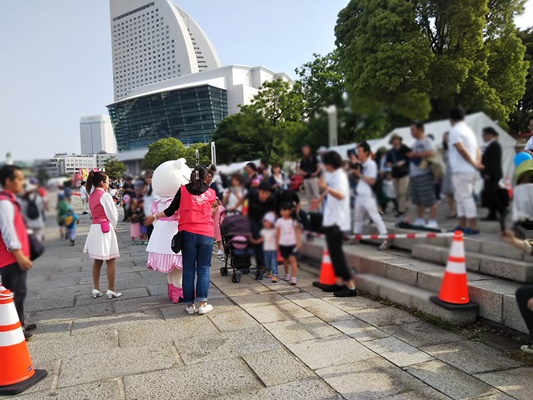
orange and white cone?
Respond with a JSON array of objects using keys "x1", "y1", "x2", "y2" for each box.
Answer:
[
  {"x1": 0, "y1": 287, "x2": 47, "y2": 395},
  {"x1": 312, "y1": 250, "x2": 339, "y2": 292},
  {"x1": 430, "y1": 231, "x2": 478, "y2": 310}
]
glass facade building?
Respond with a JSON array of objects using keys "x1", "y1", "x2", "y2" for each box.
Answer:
[{"x1": 107, "y1": 84, "x2": 228, "y2": 152}]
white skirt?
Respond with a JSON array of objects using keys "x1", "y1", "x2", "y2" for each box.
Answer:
[{"x1": 83, "y1": 224, "x2": 120, "y2": 260}]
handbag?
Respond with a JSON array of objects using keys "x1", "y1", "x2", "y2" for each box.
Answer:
[
  {"x1": 28, "y1": 233, "x2": 45, "y2": 261},
  {"x1": 100, "y1": 220, "x2": 111, "y2": 233},
  {"x1": 171, "y1": 231, "x2": 183, "y2": 253},
  {"x1": 419, "y1": 139, "x2": 445, "y2": 180}
]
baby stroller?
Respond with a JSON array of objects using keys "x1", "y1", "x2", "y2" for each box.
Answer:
[
  {"x1": 512, "y1": 160, "x2": 533, "y2": 239},
  {"x1": 219, "y1": 210, "x2": 257, "y2": 283}
]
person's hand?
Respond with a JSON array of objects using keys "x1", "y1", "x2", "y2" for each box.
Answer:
[
  {"x1": 15, "y1": 253, "x2": 32, "y2": 271},
  {"x1": 310, "y1": 199, "x2": 321, "y2": 211},
  {"x1": 474, "y1": 162, "x2": 484, "y2": 171},
  {"x1": 318, "y1": 180, "x2": 328, "y2": 191},
  {"x1": 528, "y1": 298, "x2": 533, "y2": 311},
  {"x1": 397, "y1": 160, "x2": 406, "y2": 167},
  {"x1": 353, "y1": 167, "x2": 362, "y2": 178},
  {"x1": 145, "y1": 215, "x2": 155, "y2": 225},
  {"x1": 296, "y1": 242, "x2": 301, "y2": 250}
]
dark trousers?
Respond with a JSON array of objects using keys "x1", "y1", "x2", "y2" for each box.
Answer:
[
  {"x1": 147, "y1": 224, "x2": 154, "y2": 239},
  {"x1": 516, "y1": 285, "x2": 533, "y2": 338},
  {"x1": 0, "y1": 263, "x2": 27, "y2": 325},
  {"x1": 296, "y1": 210, "x2": 310, "y2": 231},
  {"x1": 250, "y1": 219, "x2": 265, "y2": 269},
  {"x1": 483, "y1": 179, "x2": 506, "y2": 218},
  {"x1": 324, "y1": 225, "x2": 353, "y2": 281}
]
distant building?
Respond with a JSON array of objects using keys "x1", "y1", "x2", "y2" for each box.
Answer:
[
  {"x1": 95, "y1": 151, "x2": 116, "y2": 170},
  {"x1": 107, "y1": 0, "x2": 292, "y2": 173},
  {"x1": 80, "y1": 115, "x2": 117, "y2": 155},
  {"x1": 53, "y1": 153, "x2": 97, "y2": 176},
  {"x1": 5, "y1": 152, "x2": 13, "y2": 166}
]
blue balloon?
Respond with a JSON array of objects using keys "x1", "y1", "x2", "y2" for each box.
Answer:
[{"x1": 514, "y1": 152, "x2": 532, "y2": 167}]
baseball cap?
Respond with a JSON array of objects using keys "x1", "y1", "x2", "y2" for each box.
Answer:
[{"x1": 262, "y1": 212, "x2": 276, "y2": 225}]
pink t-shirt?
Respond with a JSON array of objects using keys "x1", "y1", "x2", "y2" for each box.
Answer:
[{"x1": 178, "y1": 187, "x2": 216, "y2": 237}]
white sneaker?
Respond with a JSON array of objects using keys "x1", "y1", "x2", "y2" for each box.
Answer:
[
  {"x1": 198, "y1": 304, "x2": 213, "y2": 315},
  {"x1": 284, "y1": 274, "x2": 291, "y2": 281},
  {"x1": 378, "y1": 241, "x2": 391, "y2": 251},
  {"x1": 185, "y1": 305, "x2": 197, "y2": 315},
  {"x1": 217, "y1": 250, "x2": 224, "y2": 258},
  {"x1": 412, "y1": 218, "x2": 426, "y2": 227},
  {"x1": 425, "y1": 220, "x2": 439, "y2": 229}
]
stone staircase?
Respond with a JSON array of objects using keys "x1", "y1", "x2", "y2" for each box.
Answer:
[{"x1": 300, "y1": 224, "x2": 532, "y2": 335}]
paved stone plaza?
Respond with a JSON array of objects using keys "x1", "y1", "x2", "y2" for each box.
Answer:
[{"x1": 15, "y1": 205, "x2": 533, "y2": 400}]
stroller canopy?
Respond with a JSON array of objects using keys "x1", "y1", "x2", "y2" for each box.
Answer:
[{"x1": 220, "y1": 214, "x2": 252, "y2": 238}]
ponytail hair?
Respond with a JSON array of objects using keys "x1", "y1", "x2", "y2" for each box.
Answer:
[
  {"x1": 86, "y1": 170, "x2": 108, "y2": 194},
  {"x1": 190, "y1": 165, "x2": 207, "y2": 191}
]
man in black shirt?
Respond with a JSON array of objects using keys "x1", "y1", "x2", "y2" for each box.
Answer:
[
  {"x1": 232, "y1": 181, "x2": 277, "y2": 274},
  {"x1": 299, "y1": 145, "x2": 322, "y2": 205}
]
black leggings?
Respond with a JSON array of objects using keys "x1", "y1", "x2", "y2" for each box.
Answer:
[
  {"x1": 0, "y1": 263, "x2": 27, "y2": 325},
  {"x1": 324, "y1": 225, "x2": 353, "y2": 282},
  {"x1": 516, "y1": 285, "x2": 533, "y2": 338}
]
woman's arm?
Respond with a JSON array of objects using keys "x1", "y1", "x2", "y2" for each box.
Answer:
[
  {"x1": 145, "y1": 188, "x2": 182, "y2": 225},
  {"x1": 295, "y1": 223, "x2": 301, "y2": 249},
  {"x1": 101, "y1": 193, "x2": 118, "y2": 227}
]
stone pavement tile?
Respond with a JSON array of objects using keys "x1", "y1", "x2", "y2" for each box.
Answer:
[
  {"x1": 123, "y1": 358, "x2": 263, "y2": 400},
  {"x1": 147, "y1": 283, "x2": 168, "y2": 296},
  {"x1": 363, "y1": 337, "x2": 434, "y2": 367},
  {"x1": 29, "y1": 302, "x2": 113, "y2": 323},
  {"x1": 316, "y1": 357, "x2": 449, "y2": 400},
  {"x1": 242, "y1": 349, "x2": 314, "y2": 387},
  {"x1": 322, "y1": 295, "x2": 387, "y2": 312},
  {"x1": 287, "y1": 335, "x2": 376, "y2": 370},
  {"x1": 420, "y1": 340, "x2": 522, "y2": 374},
  {"x1": 213, "y1": 389, "x2": 270, "y2": 400},
  {"x1": 78, "y1": 271, "x2": 143, "y2": 286},
  {"x1": 291, "y1": 298, "x2": 354, "y2": 322},
  {"x1": 230, "y1": 292, "x2": 290, "y2": 309},
  {"x1": 351, "y1": 307, "x2": 419, "y2": 327},
  {"x1": 71, "y1": 308, "x2": 164, "y2": 335},
  {"x1": 175, "y1": 326, "x2": 281, "y2": 365},
  {"x1": 283, "y1": 292, "x2": 315, "y2": 301},
  {"x1": 243, "y1": 302, "x2": 314, "y2": 324},
  {"x1": 406, "y1": 360, "x2": 500, "y2": 399},
  {"x1": 264, "y1": 317, "x2": 340, "y2": 345},
  {"x1": 29, "y1": 330, "x2": 118, "y2": 363},
  {"x1": 215, "y1": 284, "x2": 273, "y2": 297},
  {"x1": 119, "y1": 315, "x2": 219, "y2": 347},
  {"x1": 58, "y1": 342, "x2": 180, "y2": 387},
  {"x1": 15, "y1": 379, "x2": 123, "y2": 400},
  {"x1": 475, "y1": 367, "x2": 533, "y2": 400},
  {"x1": 330, "y1": 318, "x2": 390, "y2": 342},
  {"x1": 37, "y1": 283, "x2": 98, "y2": 301},
  {"x1": 381, "y1": 322, "x2": 463, "y2": 348},
  {"x1": 159, "y1": 297, "x2": 235, "y2": 320},
  {"x1": 113, "y1": 294, "x2": 175, "y2": 314},
  {"x1": 27, "y1": 296, "x2": 75, "y2": 312},
  {"x1": 74, "y1": 287, "x2": 150, "y2": 306},
  {"x1": 13, "y1": 359, "x2": 58, "y2": 397},
  {"x1": 208, "y1": 309, "x2": 259, "y2": 332},
  {"x1": 266, "y1": 377, "x2": 342, "y2": 400}
]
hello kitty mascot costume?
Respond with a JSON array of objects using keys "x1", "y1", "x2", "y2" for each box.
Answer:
[{"x1": 147, "y1": 158, "x2": 191, "y2": 303}]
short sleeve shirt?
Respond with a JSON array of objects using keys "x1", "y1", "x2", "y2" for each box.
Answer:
[
  {"x1": 410, "y1": 137, "x2": 435, "y2": 177},
  {"x1": 356, "y1": 159, "x2": 377, "y2": 196},
  {"x1": 261, "y1": 228, "x2": 277, "y2": 251},
  {"x1": 275, "y1": 218, "x2": 297, "y2": 246},
  {"x1": 323, "y1": 169, "x2": 351, "y2": 231},
  {"x1": 449, "y1": 121, "x2": 478, "y2": 174}
]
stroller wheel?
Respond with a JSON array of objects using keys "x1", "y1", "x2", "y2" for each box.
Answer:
[
  {"x1": 243, "y1": 269, "x2": 250, "y2": 275},
  {"x1": 220, "y1": 267, "x2": 228, "y2": 277},
  {"x1": 255, "y1": 270, "x2": 263, "y2": 281},
  {"x1": 232, "y1": 273, "x2": 241, "y2": 283}
]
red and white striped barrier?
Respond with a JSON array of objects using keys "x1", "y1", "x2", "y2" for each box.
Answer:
[{"x1": 304, "y1": 230, "x2": 453, "y2": 241}]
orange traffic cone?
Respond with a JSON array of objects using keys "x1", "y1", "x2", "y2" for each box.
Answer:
[
  {"x1": 430, "y1": 231, "x2": 478, "y2": 311},
  {"x1": 277, "y1": 251, "x2": 284, "y2": 265},
  {"x1": 0, "y1": 287, "x2": 47, "y2": 395},
  {"x1": 312, "y1": 250, "x2": 339, "y2": 292}
]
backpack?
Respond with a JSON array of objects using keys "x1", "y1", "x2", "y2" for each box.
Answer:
[{"x1": 26, "y1": 195, "x2": 40, "y2": 220}]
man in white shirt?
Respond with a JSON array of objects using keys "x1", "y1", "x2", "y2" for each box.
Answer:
[
  {"x1": 448, "y1": 106, "x2": 483, "y2": 235},
  {"x1": 351, "y1": 141, "x2": 390, "y2": 251},
  {"x1": 79, "y1": 181, "x2": 89, "y2": 215}
]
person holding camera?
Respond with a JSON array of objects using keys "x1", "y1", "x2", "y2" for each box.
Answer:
[{"x1": 350, "y1": 142, "x2": 390, "y2": 251}]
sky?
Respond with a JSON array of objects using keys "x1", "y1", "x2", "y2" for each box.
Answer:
[{"x1": 1, "y1": 0, "x2": 532, "y2": 162}]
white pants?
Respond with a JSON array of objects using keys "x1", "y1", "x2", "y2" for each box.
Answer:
[
  {"x1": 81, "y1": 198, "x2": 88, "y2": 213},
  {"x1": 452, "y1": 172, "x2": 477, "y2": 219},
  {"x1": 353, "y1": 194, "x2": 388, "y2": 235},
  {"x1": 304, "y1": 177, "x2": 320, "y2": 203}
]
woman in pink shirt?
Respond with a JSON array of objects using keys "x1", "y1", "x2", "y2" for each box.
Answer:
[
  {"x1": 147, "y1": 166, "x2": 218, "y2": 315},
  {"x1": 83, "y1": 171, "x2": 122, "y2": 300}
]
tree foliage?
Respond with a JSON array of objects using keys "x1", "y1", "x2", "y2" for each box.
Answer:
[
  {"x1": 143, "y1": 137, "x2": 210, "y2": 170},
  {"x1": 509, "y1": 28, "x2": 533, "y2": 134},
  {"x1": 103, "y1": 157, "x2": 126, "y2": 180},
  {"x1": 335, "y1": 0, "x2": 529, "y2": 124}
]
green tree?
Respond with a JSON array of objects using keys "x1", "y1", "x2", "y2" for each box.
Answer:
[
  {"x1": 336, "y1": 0, "x2": 529, "y2": 124},
  {"x1": 103, "y1": 157, "x2": 126, "y2": 180},
  {"x1": 509, "y1": 28, "x2": 533, "y2": 134},
  {"x1": 143, "y1": 137, "x2": 187, "y2": 170},
  {"x1": 184, "y1": 142, "x2": 212, "y2": 166}
]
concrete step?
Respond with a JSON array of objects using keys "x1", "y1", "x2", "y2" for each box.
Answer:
[
  {"x1": 364, "y1": 223, "x2": 530, "y2": 263},
  {"x1": 355, "y1": 274, "x2": 477, "y2": 325},
  {"x1": 300, "y1": 239, "x2": 529, "y2": 334},
  {"x1": 411, "y1": 243, "x2": 533, "y2": 283}
]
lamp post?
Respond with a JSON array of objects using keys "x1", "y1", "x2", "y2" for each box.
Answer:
[
  {"x1": 326, "y1": 105, "x2": 338, "y2": 148},
  {"x1": 211, "y1": 142, "x2": 216, "y2": 166}
]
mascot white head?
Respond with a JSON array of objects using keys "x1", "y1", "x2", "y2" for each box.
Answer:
[{"x1": 152, "y1": 158, "x2": 192, "y2": 200}]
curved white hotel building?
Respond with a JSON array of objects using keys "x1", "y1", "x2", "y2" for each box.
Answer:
[{"x1": 107, "y1": 0, "x2": 292, "y2": 160}]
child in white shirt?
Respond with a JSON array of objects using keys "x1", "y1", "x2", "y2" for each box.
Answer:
[
  {"x1": 276, "y1": 202, "x2": 301, "y2": 285},
  {"x1": 251, "y1": 212, "x2": 278, "y2": 282},
  {"x1": 382, "y1": 172, "x2": 399, "y2": 214}
]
